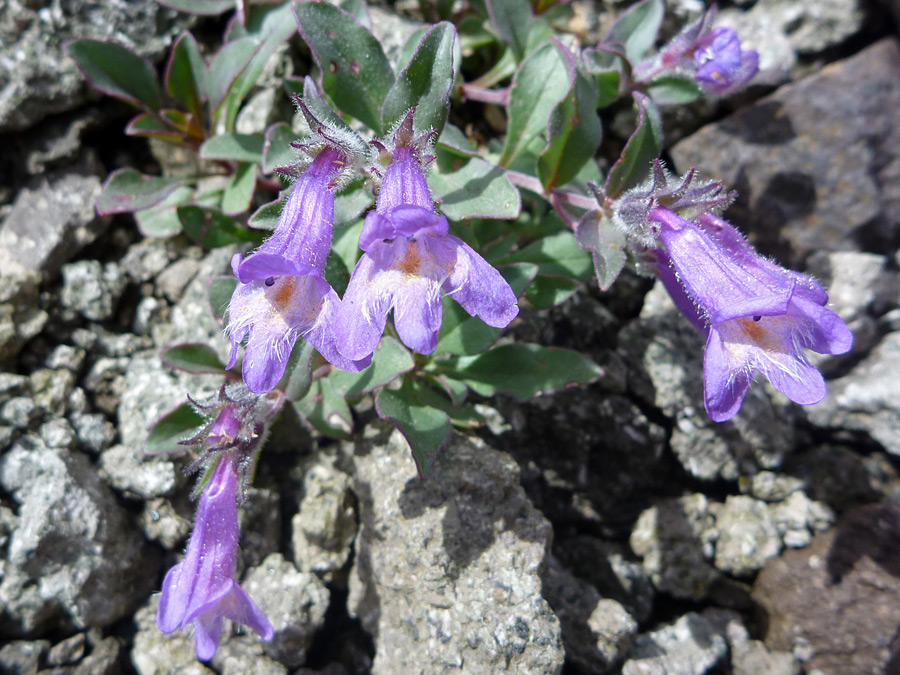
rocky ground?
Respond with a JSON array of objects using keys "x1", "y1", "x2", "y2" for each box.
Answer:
[{"x1": 1, "y1": 0, "x2": 900, "y2": 674}]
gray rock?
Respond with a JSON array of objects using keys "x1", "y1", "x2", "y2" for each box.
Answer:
[
  {"x1": 348, "y1": 425, "x2": 565, "y2": 675},
  {"x1": 0, "y1": 0, "x2": 192, "y2": 132},
  {"x1": 0, "y1": 437, "x2": 158, "y2": 634},
  {"x1": 39, "y1": 418, "x2": 76, "y2": 450},
  {"x1": 807, "y1": 331, "x2": 900, "y2": 454},
  {"x1": 542, "y1": 556, "x2": 637, "y2": 673},
  {"x1": 242, "y1": 553, "x2": 330, "y2": 668},
  {"x1": 0, "y1": 271, "x2": 47, "y2": 363},
  {"x1": 711, "y1": 495, "x2": 782, "y2": 577},
  {"x1": 291, "y1": 457, "x2": 357, "y2": 579},
  {"x1": 622, "y1": 283, "x2": 796, "y2": 481},
  {"x1": 769, "y1": 491, "x2": 834, "y2": 549},
  {"x1": 24, "y1": 108, "x2": 109, "y2": 176},
  {"x1": 132, "y1": 595, "x2": 214, "y2": 675},
  {"x1": 715, "y1": 6, "x2": 795, "y2": 86},
  {"x1": 0, "y1": 372, "x2": 28, "y2": 404},
  {"x1": 367, "y1": 6, "x2": 424, "y2": 68},
  {"x1": 60, "y1": 260, "x2": 127, "y2": 322},
  {"x1": 156, "y1": 258, "x2": 201, "y2": 303},
  {"x1": 238, "y1": 488, "x2": 282, "y2": 569},
  {"x1": 100, "y1": 443, "x2": 177, "y2": 499},
  {"x1": 740, "y1": 471, "x2": 804, "y2": 502},
  {"x1": 46, "y1": 344, "x2": 86, "y2": 372},
  {"x1": 671, "y1": 39, "x2": 900, "y2": 268},
  {"x1": 0, "y1": 640, "x2": 49, "y2": 674},
  {"x1": 140, "y1": 497, "x2": 191, "y2": 550},
  {"x1": 622, "y1": 612, "x2": 729, "y2": 675},
  {"x1": 121, "y1": 238, "x2": 177, "y2": 284},
  {"x1": 47, "y1": 631, "x2": 86, "y2": 666},
  {"x1": 71, "y1": 632, "x2": 121, "y2": 675},
  {"x1": 69, "y1": 412, "x2": 117, "y2": 454},
  {"x1": 733, "y1": 639, "x2": 800, "y2": 675},
  {"x1": 0, "y1": 395, "x2": 39, "y2": 430},
  {"x1": 210, "y1": 636, "x2": 288, "y2": 675},
  {"x1": 83, "y1": 356, "x2": 130, "y2": 416},
  {"x1": 133, "y1": 296, "x2": 169, "y2": 336},
  {"x1": 630, "y1": 494, "x2": 722, "y2": 601},
  {"x1": 30, "y1": 367, "x2": 76, "y2": 415},
  {"x1": 0, "y1": 168, "x2": 105, "y2": 278}
]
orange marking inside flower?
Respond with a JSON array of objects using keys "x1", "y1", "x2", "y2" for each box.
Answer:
[
  {"x1": 396, "y1": 241, "x2": 422, "y2": 277},
  {"x1": 272, "y1": 277, "x2": 296, "y2": 308}
]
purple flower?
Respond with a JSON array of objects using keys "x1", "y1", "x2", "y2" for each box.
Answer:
[
  {"x1": 692, "y1": 27, "x2": 758, "y2": 95},
  {"x1": 227, "y1": 146, "x2": 369, "y2": 393},
  {"x1": 336, "y1": 130, "x2": 518, "y2": 360},
  {"x1": 156, "y1": 449, "x2": 272, "y2": 661},
  {"x1": 649, "y1": 207, "x2": 852, "y2": 421}
]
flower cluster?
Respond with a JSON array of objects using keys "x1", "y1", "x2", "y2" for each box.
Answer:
[
  {"x1": 613, "y1": 165, "x2": 852, "y2": 421},
  {"x1": 633, "y1": 6, "x2": 759, "y2": 96},
  {"x1": 156, "y1": 385, "x2": 282, "y2": 660},
  {"x1": 227, "y1": 107, "x2": 518, "y2": 391}
]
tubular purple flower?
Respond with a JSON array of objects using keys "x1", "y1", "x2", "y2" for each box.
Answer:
[
  {"x1": 227, "y1": 147, "x2": 369, "y2": 393},
  {"x1": 336, "y1": 134, "x2": 518, "y2": 361},
  {"x1": 156, "y1": 449, "x2": 272, "y2": 661},
  {"x1": 649, "y1": 207, "x2": 852, "y2": 421}
]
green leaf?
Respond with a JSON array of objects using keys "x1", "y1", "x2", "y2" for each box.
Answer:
[
  {"x1": 334, "y1": 181, "x2": 374, "y2": 226},
  {"x1": 382, "y1": 22, "x2": 457, "y2": 136},
  {"x1": 294, "y1": 379, "x2": 353, "y2": 439},
  {"x1": 248, "y1": 194, "x2": 287, "y2": 230},
  {"x1": 199, "y1": 133, "x2": 265, "y2": 163},
  {"x1": 178, "y1": 206, "x2": 263, "y2": 248},
  {"x1": 145, "y1": 403, "x2": 206, "y2": 455},
  {"x1": 221, "y1": 2, "x2": 297, "y2": 131},
  {"x1": 156, "y1": 0, "x2": 234, "y2": 15},
  {"x1": 125, "y1": 113, "x2": 183, "y2": 142},
  {"x1": 263, "y1": 123, "x2": 299, "y2": 174},
  {"x1": 486, "y1": 0, "x2": 534, "y2": 60},
  {"x1": 96, "y1": 169, "x2": 187, "y2": 215},
  {"x1": 499, "y1": 40, "x2": 572, "y2": 167},
  {"x1": 376, "y1": 379, "x2": 453, "y2": 477},
  {"x1": 165, "y1": 32, "x2": 207, "y2": 119},
  {"x1": 222, "y1": 162, "x2": 256, "y2": 215},
  {"x1": 583, "y1": 44, "x2": 627, "y2": 108},
  {"x1": 604, "y1": 0, "x2": 664, "y2": 63},
  {"x1": 604, "y1": 92, "x2": 662, "y2": 198},
  {"x1": 498, "y1": 230, "x2": 592, "y2": 279},
  {"x1": 326, "y1": 0, "x2": 371, "y2": 28},
  {"x1": 330, "y1": 336, "x2": 415, "y2": 398},
  {"x1": 524, "y1": 275, "x2": 579, "y2": 308},
  {"x1": 133, "y1": 185, "x2": 194, "y2": 238},
  {"x1": 575, "y1": 209, "x2": 627, "y2": 290},
  {"x1": 538, "y1": 45, "x2": 602, "y2": 190},
  {"x1": 66, "y1": 39, "x2": 161, "y2": 109},
  {"x1": 208, "y1": 276, "x2": 238, "y2": 321},
  {"x1": 295, "y1": 1, "x2": 394, "y2": 132},
  {"x1": 160, "y1": 343, "x2": 227, "y2": 374},
  {"x1": 332, "y1": 219, "x2": 364, "y2": 271},
  {"x1": 448, "y1": 343, "x2": 604, "y2": 400},
  {"x1": 437, "y1": 124, "x2": 477, "y2": 157},
  {"x1": 323, "y1": 251, "x2": 350, "y2": 297},
  {"x1": 645, "y1": 74, "x2": 703, "y2": 106},
  {"x1": 207, "y1": 37, "x2": 260, "y2": 116},
  {"x1": 429, "y1": 157, "x2": 521, "y2": 220}
]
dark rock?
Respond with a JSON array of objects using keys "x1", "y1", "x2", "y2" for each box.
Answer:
[
  {"x1": 671, "y1": 39, "x2": 900, "y2": 269},
  {"x1": 47, "y1": 632, "x2": 86, "y2": 666},
  {"x1": 753, "y1": 502, "x2": 900, "y2": 673},
  {"x1": 0, "y1": 639, "x2": 49, "y2": 674}
]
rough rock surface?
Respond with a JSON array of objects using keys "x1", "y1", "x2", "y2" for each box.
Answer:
[
  {"x1": 753, "y1": 502, "x2": 900, "y2": 673},
  {"x1": 0, "y1": 437, "x2": 158, "y2": 635},
  {"x1": 621, "y1": 611, "x2": 731, "y2": 675},
  {"x1": 671, "y1": 39, "x2": 900, "y2": 269},
  {"x1": 348, "y1": 425, "x2": 565, "y2": 675}
]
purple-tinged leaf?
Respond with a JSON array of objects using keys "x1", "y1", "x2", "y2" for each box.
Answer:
[
  {"x1": 329, "y1": 336, "x2": 415, "y2": 398},
  {"x1": 125, "y1": 113, "x2": 184, "y2": 142},
  {"x1": 165, "y1": 32, "x2": 208, "y2": 120},
  {"x1": 263, "y1": 122, "x2": 298, "y2": 174},
  {"x1": 208, "y1": 276, "x2": 238, "y2": 321},
  {"x1": 207, "y1": 36, "x2": 261, "y2": 118},
  {"x1": 499, "y1": 39, "x2": 571, "y2": 167},
  {"x1": 429, "y1": 156, "x2": 521, "y2": 220},
  {"x1": 96, "y1": 169, "x2": 188, "y2": 215},
  {"x1": 575, "y1": 209, "x2": 627, "y2": 291},
  {"x1": 145, "y1": 403, "x2": 206, "y2": 456},
  {"x1": 645, "y1": 74, "x2": 702, "y2": 106},
  {"x1": 537, "y1": 41, "x2": 601, "y2": 191},
  {"x1": 486, "y1": 0, "x2": 534, "y2": 60},
  {"x1": 447, "y1": 343, "x2": 604, "y2": 400},
  {"x1": 294, "y1": 380, "x2": 353, "y2": 439},
  {"x1": 497, "y1": 230, "x2": 592, "y2": 279},
  {"x1": 382, "y1": 22, "x2": 457, "y2": 137},
  {"x1": 604, "y1": 0, "x2": 664, "y2": 64},
  {"x1": 134, "y1": 185, "x2": 194, "y2": 238},
  {"x1": 375, "y1": 379, "x2": 453, "y2": 478},
  {"x1": 524, "y1": 275, "x2": 579, "y2": 308},
  {"x1": 604, "y1": 92, "x2": 662, "y2": 198},
  {"x1": 199, "y1": 132, "x2": 264, "y2": 163},
  {"x1": 248, "y1": 194, "x2": 287, "y2": 231},
  {"x1": 583, "y1": 43, "x2": 627, "y2": 107},
  {"x1": 156, "y1": 0, "x2": 234, "y2": 15},
  {"x1": 221, "y1": 162, "x2": 256, "y2": 215},
  {"x1": 66, "y1": 39, "x2": 161, "y2": 109},
  {"x1": 177, "y1": 206, "x2": 262, "y2": 248},
  {"x1": 294, "y1": 1, "x2": 394, "y2": 132},
  {"x1": 161, "y1": 343, "x2": 228, "y2": 374},
  {"x1": 326, "y1": 0, "x2": 371, "y2": 28}
]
